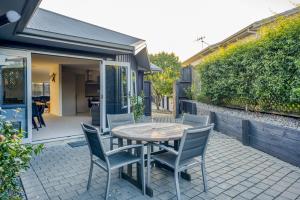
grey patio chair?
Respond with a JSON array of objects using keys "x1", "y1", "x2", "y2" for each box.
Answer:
[
  {"x1": 107, "y1": 113, "x2": 135, "y2": 149},
  {"x1": 81, "y1": 123, "x2": 145, "y2": 200},
  {"x1": 182, "y1": 113, "x2": 209, "y2": 127},
  {"x1": 151, "y1": 124, "x2": 214, "y2": 200}
]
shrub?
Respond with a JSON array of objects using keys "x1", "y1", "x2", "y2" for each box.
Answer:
[
  {"x1": 0, "y1": 110, "x2": 43, "y2": 200},
  {"x1": 130, "y1": 93, "x2": 145, "y2": 120},
  {"x1": 196, "y1": 12, "x2": 300, "y2": 115}
]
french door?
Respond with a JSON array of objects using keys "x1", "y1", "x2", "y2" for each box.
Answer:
[
  {"x1": 0, "y1": 48, "x2": 32, "y2": 143},
  {"x1": 100, "y1": 60, "x2": 131, "y2": 132}
]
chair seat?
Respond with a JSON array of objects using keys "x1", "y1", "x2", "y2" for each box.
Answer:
[
  {"x1": 152, "y1": 152, "x2": 200, "y2": 171},
  {"x1": 108, "y1": 151, "x2": 140, "y2": 170}
]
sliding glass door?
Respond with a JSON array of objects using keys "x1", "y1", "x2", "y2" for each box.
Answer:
[{"x1": 0, "y1": 49, "x2": 31, "y2": 143}]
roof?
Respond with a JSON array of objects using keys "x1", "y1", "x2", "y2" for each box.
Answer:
[
  {"x1": 182, "y1": 7, "x2": 300, "y2": 67},
  {"x1": 25, "y1": 8, "x2": 143, "y2": 48},
  {"x1": 0, "y1": 0, "x2": 150, "y2": 69},
  {"x1": 150, "y1": 63, "x2": 163, "y2": 72}
]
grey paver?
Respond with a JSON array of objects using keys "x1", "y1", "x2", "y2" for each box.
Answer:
[{"x1": 20, "y1": 128, "x2": 300, "y2": 200}]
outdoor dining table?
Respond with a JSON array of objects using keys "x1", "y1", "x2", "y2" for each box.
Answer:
[{"x1": 111, "y1": 122, "x2": 192, "y2": 197}]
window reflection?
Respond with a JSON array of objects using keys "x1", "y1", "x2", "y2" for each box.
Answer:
[
  {"x1": 121, "y1": 66, "x2": 128, "y2": 107},
  {"x1": 0, "y1": 56, "x2": 26, "y2": 105}
]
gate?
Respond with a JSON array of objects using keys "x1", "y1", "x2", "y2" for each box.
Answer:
[{"x1": 143, "y1": 81, "x2": 152, "y2": 116}]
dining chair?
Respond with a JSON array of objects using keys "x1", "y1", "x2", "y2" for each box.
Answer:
[
  {"x1": 107, "y1": 113, "x2": 135, "y2": 149},
  {"x1": 182, "y1": 113, "x2": 209, "y2": 127},
  {"x1": 151, "y1": 124, "x2": 214, "y2": 200},
  {"x1": 32, "y1": 103, "x2": 42, "y2": 130},
  {"x1": 81, "y1": 123, "x2": 145, "y2": 200}
]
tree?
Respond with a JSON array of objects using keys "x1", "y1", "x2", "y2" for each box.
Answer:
[{"x1": 146, "y1": 52, "x2": 181, "y2": 110}]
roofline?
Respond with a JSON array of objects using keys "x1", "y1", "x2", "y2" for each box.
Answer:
[
  {"x1": 182, "y1": 7, "x2": 300, "y2": 66},
  {"x1": 21, "y1": 27, "x2": 135, "y2": 52},
  {"x1": 16, "y1": 31, "x2": 134, "y2": 54}
]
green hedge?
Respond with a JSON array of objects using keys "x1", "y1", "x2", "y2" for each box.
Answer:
[{"x1": 196, "y1": 13, "x2": 300, "y2": 115}]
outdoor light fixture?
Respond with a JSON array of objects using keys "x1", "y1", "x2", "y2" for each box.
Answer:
[{"x1": 0, "y1": 10, "x2": 21, "y2": 27}]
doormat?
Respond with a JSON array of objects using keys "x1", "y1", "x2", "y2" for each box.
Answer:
[{"x1": 67, "y1": 140, "x2": 87, "y2": 148}]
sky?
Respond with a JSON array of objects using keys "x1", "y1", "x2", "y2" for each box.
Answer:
[{"x1": 40, "y1": 0, "x2": 300, "y2": 62}]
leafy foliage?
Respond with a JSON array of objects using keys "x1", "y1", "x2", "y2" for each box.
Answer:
[
  {"x1": 146, "y1": 52, "x2": 181, "y2": 110},
  {"x1": 0, "y1": 111, "x2": 44, "y2": 200},
  {"x1": 130, "y1": 93, "x2": 145, "y2": 120},
  {"x1": 196, "y1": 13, "x2": 300, "y2": 115}
]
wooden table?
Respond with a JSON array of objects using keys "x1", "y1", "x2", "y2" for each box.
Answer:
[{"x1": 112, "y1": 122, "x2": 192, "y2": 197}]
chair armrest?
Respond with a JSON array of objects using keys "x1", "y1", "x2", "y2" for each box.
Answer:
[
  {"x1": 152, "y1": 143, "x2": 178, "y2": 155},
  {"x1": 106, "y1": 144, "x2": 144, "y2": 156}
]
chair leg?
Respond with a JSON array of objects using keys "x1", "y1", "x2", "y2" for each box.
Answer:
[
  {"x1": 174, "y1": 170, "x2": 181, "y2": 200},
  {"x1": 32, "y1": 117, "x2": 38, "y2": 131},
  {"x1": 105, "y1": 170, "x2": 111, "y2": 200},
  {"x1": 87, "y1": 161, "x2": 94, "y2": 190},
  {"x1": 110, "y1": 138, "x2": 113, "y2": 150},
  {"x1": 201, "y1": 162, "x2": 208, "y2": 192}
]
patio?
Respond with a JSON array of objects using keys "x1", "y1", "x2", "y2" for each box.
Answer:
[{"x1": 21, "y1": 129, "x2": 300, "y2": 200}]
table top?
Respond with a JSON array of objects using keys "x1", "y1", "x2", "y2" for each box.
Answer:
[{"x1": 111, "y1": 122, "x2": 192, "y2": 142}]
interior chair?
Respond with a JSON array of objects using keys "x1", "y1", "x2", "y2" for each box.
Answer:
[
  {"x1": 81, "y1": 123, "x2": 145, "y2": 200},
  {"x1": 182, "y1": 113, "x2": 209, "y2": 127},
  {"x1": 151, "y1": 124, "x2": 214, "y2": 200},
  {"x1": 32, "y1": 103, "x2": 42, "y2": 130}
]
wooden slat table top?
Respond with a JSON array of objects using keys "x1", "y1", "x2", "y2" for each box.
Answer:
[{"x1": 111, "y1": 122, "x2": 192, "y2": 142}]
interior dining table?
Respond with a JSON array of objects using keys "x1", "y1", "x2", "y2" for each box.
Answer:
[{"x1": 111, "y1": 122, "x2": 192, "y2": 197}]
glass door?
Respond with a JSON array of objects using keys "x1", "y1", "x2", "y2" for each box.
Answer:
[
  {"x1": 100, "y1": 60, "x2": 131, "y2": 132},
  {"x1": 0, "y1": 49, "x2": 31, "y2": 143}
]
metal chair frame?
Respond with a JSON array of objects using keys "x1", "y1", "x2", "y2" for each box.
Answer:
[
  {"x1": 81, "y1": 123, "x2": 145, "y2": 200},
  {"x1": 151, "y1": 124, "x2": 214, "y2": 200},
  {"x1": 182, "y1": 113, "x2": 209, "y2": 127}
]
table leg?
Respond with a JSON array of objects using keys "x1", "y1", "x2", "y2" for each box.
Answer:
[
  {"x1": 146, "y1": 142, "x2": 153, "y2": 197},
  {"x1": 127, "y1": 139, "x2": 132, "y2": 177}
]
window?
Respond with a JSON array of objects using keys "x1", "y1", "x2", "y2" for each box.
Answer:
[
  {"x1": 32, "y1": 82, "x2": 50, "y2": 97},
  {"x1": 121, "y1": 66, "x2": 128, "y2": 107},
  {"x1": 131, "y1": 71, "x2": 137, "y2": 96},
  {"x1": 0, "y1": 56, "x2": 26, "y2": 105}
]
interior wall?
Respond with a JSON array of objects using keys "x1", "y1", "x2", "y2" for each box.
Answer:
[
  {"x1": 32, "y1": 63, "x2": 61, "y2": 116},
  {"x1": 62, "y1": 67, "x2": 76, "y2": 115},
  {"x1": 32, "y1": 71, "x2": 49, "y2": 82},
  {"x1": 62, "y1": 66, "x2": 95, "y2": 116}
]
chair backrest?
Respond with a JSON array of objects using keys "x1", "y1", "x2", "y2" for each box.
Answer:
[
  {"x1": 107, "y1": 113, "x2": 135, "y2": 130},
  {"x1": 176, "y1": 124, "x2": 213, "y2": 166},
  {"x1": 81, "y1": 123, "x2": 106, "y2": 161},
  {"x1": 182, "y1": 113, "x2": 209, "y2": 127}
]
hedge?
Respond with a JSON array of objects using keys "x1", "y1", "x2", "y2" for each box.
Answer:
[{"x1": 196, "y1": 12, "x2": 300, "y2": 115}]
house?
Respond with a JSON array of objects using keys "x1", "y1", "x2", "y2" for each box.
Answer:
[
  {"x1": 0, "y1": 0, "x2": 151, "y2": 143},
  {"x1": 182, "y1": 7, "x2": 300, "y2": 94}
]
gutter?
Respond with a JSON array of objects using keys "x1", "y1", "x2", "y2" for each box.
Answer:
[{"x1": 17, "y1": 29, "x2": 135, "y2": 54}]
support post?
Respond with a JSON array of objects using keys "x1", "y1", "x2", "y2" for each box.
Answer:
[
  {"x1": 209, "y1": 111, "x2": 216, "y2": 129},
  {"x1": 173, "y1": 81, "x2": 179, "y2": 118},
  {"x1": 242, "y1": 120, "x2": 250, "y2": 146}
]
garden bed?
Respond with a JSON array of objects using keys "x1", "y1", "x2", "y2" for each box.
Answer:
[{"x1": 180, "y1": 100, "x2": 300, "y2": 167}]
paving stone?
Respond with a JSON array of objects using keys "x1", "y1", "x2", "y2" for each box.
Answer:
[
  {"x1": 254, "y1": 193, "x2": 274, "y2": 200},
  {"x1": 20, "y1": 129, "x2": 300, "y2": 200},
  {"x1": 224, "y1": 188, "x2": 241, "y2": 198}
]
